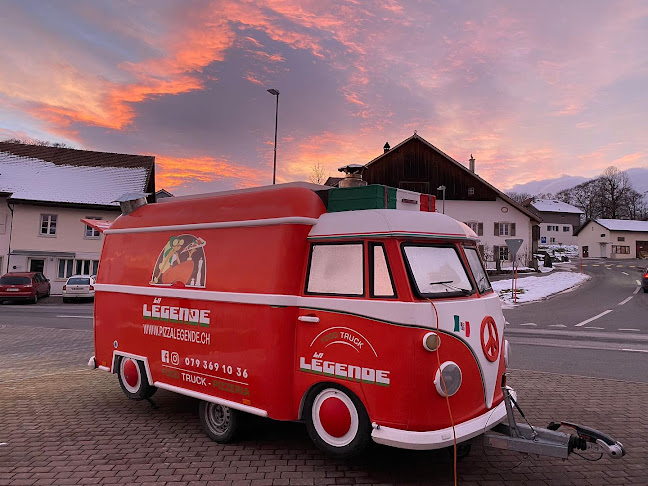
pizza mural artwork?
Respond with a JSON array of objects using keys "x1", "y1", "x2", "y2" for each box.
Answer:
[{"x1": 150, "y1": 235, "x2": 206, "y2": 287}]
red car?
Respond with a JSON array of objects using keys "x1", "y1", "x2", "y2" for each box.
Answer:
[{"x1": 0, "y1": 272, "x2": 51, "y2": 304}]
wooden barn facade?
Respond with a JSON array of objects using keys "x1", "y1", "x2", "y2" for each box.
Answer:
[{"x1": 329, "y1": 133, "x2": 541, "y2": 265}]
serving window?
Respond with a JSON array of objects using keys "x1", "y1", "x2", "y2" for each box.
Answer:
[{"x1": 306, "y1": 243, "x2": 364, "y2": 296}]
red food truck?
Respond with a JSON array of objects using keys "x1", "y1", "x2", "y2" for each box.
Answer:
[{"x1": 87, "y1": 182, "x2": 625, "y2": 460}]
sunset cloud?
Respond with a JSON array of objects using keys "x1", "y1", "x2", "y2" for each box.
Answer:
[{"x1": 0, "y1": 1, "x2": 646, "y2": 196}]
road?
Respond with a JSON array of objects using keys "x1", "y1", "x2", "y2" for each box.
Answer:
[
  {"x1": 0, "y1": 297, "x2": 93, "y2": 329},
  {"x1": 504, "y1": 258, "x2": 648, "y2": 383}
]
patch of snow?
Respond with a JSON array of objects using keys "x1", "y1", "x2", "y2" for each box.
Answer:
[
  {"x1": 530, "y1": 199, "x2": 584, "y2": 214},
  {"x1": 0, "y1": 152, "x2": 148, "y2": 206},
  {"x1": 493, "y1": 272, "x2": 590, "y2": 308}
]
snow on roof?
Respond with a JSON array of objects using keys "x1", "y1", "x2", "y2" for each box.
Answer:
[
  {"x1": 596, "y1": 219, "x2": 648, "y2": 232},
  {"x1": 530, "y1": 199, "x2": 584, "y2": 214},
  {"x1": 0, "y1": 150, "x2": 150, "y2": 206}
]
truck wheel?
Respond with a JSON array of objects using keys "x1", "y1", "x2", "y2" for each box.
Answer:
[
  {"x1": 304, "y1": 384, "x2": 371, "y2": 458},
  {"x1": 117, "y1": 357, "x2": 156, "y2": 401},
  {"x1": 199, "y1": 401, "x2": 240, "y2": 443}
]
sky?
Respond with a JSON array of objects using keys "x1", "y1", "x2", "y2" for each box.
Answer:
[{"x1": 1, "y1": 0, "x2": 647, "y2": 195}]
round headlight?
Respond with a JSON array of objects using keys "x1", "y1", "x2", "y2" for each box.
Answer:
[
  {"x1": 434, "y1": 361, "x2": 462, "y2": 397},
  {"x1": 422, "y1": 332, "x2": 440, "y2": 352},
  {"x1": 504, "y1": 339, "x2": 511, "y2": 367}
]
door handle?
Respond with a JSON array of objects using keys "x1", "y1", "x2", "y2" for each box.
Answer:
[{"x1": 298, "y1": 315, "x2": 320, "y2": 323}]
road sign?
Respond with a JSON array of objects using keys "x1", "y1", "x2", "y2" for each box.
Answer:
[
  {"x1": 505, "y1": 238, "x2": 524, "y2": 260},
  {"x1": 541, "y1": 236, "x2": 547, "y2": 244}
]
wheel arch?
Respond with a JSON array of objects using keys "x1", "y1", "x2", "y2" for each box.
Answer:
[
  {"x1": 299, "y1": 381, "x2": 369, "y2": 421},
  {"x1": 111, "y1": 351, "x2": 153, "y2": 386}
]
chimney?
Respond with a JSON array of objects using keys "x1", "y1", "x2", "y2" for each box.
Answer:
[
  {"x1": 338, "y1": 164, "x2": 367, "y2": 188},
  {"x1": 383, "y1": 142, "x2": 390, "y2": 153},
  {"x1": 469, "y1": 154, "x2": 475, "y2": 173},
  {"x1": 113, "y1": 192, "x2": 150, "y2": 215}
]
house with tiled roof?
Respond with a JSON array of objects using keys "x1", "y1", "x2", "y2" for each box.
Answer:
[
  {"x1": 575, "y1": 219, "x2": 648, "y2": 259},
  {"x1": 327, "y1": 133, "x2": 542, "y2": 265},
  {"x1": 523, "y1": 198, "x2": 584, "y2": 246},
  {"x1": 0, "y1": 143, "x2": 155, "y2": 294}
]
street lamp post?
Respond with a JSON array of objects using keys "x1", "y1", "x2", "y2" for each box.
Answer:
[
  {"x1": 437, "y1": 185, "x2": 446, "y2": 214},
  {"x1": 267, "y1": 88, "x2": 280, "y2": 184}
]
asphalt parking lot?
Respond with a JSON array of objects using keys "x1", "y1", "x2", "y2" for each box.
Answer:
[{"x1": 0, "y1": 324, "x2": 646, "y2": 485}]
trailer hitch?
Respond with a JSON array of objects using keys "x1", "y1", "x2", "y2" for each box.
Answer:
[{"x1": 483, "y1": 387, "x2": 626, "y2": 460}]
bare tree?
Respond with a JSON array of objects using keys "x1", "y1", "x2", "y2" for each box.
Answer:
[
  {"x1": 2, "y1": 138, "x2": 73, "y2": 148},
  {"x1": 505, "y1": 191, "x2": 532, "y2": 204},
  {"x1": 599, "y1": 166, "x2": 631, "y2": 219},
  {"x1": 309, "y1": 160, "x2": 327, "y2": 185}
]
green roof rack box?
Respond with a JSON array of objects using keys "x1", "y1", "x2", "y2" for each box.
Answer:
[{"x1": 327, "y1": 185, "x2": 397, "y2": 212}]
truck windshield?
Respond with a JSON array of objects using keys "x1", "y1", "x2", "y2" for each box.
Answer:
[
  {"x1": 402, "y1": 245, "x2": 473, "y2": 298},
  {"x1": 464, "y1": 247, "x2": 492, "y2": 294}
]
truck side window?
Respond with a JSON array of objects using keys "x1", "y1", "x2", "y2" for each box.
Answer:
[
  {"x1": 306, "y1": 243, "x2": 364, "y2": 296},
  {"x1": 464, "y1": 246, "x2": 492, "y2": 294},
  {"x1": 370, "y1": 243, "x2": 396, "y2": 298}
]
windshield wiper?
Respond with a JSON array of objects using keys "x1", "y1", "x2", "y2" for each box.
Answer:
[{"x1": 429, "y1": 280, "x2": 471, "y2": 295}]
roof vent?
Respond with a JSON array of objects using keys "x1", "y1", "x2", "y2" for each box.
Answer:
[
  {"x1": 338, "y1": 164, "x2": 367, "y2": 188},
  {"x1": 113, "y1": 192, "x2": 149, "y2": 215},
  {"x1": 383, "y1": 142, "x2": 390, "y2": 153}
]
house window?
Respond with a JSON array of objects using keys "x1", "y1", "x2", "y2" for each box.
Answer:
[
  {"x1": 464, "y1": 221, "x2": 483, "y2": 236},
  {"x1": 617, "y1": 236, "x2": 625, "y2": 242},
  {"x1": 612, "y1": 245, "x2": 630, "y2": 254},
  {"x1": 0, "y1": 213, "x2": 6, "y2": 235},
  {"x1": 468, "y1": 187, "x2": 475, "y2": 195},
  {"x1": 550, "y1": 237, "x2": 556, "y2": 243},
  {"x1": 57, "y1": 259, "x2": 99, "y2": 279},
  {"x1": 40, "y1": 214, "x2": 58, "y2": 236},
  {"x1": 547, "y1": 225, "x2": 559, "y2": 231},
  {"x1": 495, "y1": 222, "x2": 515, "y2": 236},
  {"x1": 563, "y1": 226, "x2": 570, "y2": 232},
  {"x1": 601, "y1": 234, "x2": 606, "y2": 237},
  {"x1": 85, "y1": 217, "x2": 101, "y2": 238},
  {"x1": 499, "y1": 246, "x2": 509, "y2": 261}
]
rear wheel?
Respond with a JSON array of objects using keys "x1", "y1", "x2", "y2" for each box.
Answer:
[
  {"x1": 199, "y1": 401, "x2": 240, "y2": 443},
  {"x1": 304, "y1": 384, "x2": 371, "y2": 458},
  {"x1": 643, "y1": 287, "x2": 648, "y2": 293},
  {"x1": 117, "y1": 356, "x2": 156, "y2": 400}
]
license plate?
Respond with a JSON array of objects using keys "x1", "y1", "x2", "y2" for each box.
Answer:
[
  {"x1": 7, "y1": 288, "x2": 18, "y2": 292},
  {"x1": 70, "y1": 287, "x2": 85, "y2": 291}
]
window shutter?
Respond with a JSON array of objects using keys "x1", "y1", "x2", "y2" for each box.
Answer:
[
  {"x1": 494, "y1": 222, "x2": 499, "y2": 236},
  {"x1": 493, "y1": 245, "x2": 500, "y2": 260},
  {"x1": 511, "y1": 223, "x2": 516, "y2": 236},
  {"x1": 478, "y1": 222, "x2": 483, "y2": 236},
  {"x1": 478, "y1": 245, "x2": 485, "y2": 258}
]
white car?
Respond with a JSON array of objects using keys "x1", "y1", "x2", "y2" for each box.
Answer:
[{"x1": 62, "y1": 275, "x2": 96, "y2": 302}]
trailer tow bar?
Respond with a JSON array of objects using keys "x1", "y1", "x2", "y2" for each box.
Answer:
[{"x1": 483, "y1": 386, "x2": 626, "y2": 460}]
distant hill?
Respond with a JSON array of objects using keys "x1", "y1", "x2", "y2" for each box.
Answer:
[
  {"x1": 508, "y1": 175, "x2": 588, "y2": 195},
  {"x1": 509, "y1": 167, "x2": 648, "y2": 196}
]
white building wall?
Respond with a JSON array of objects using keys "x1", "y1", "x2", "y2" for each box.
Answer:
[
  {"x1": 0, "y1": 197, "x2": 11, "y2": 274},
  {"x1": 539, "y1": 222, "x2": 579, "y2": 246},
  {"x1": 443, "y1": 197, "x2": 534, "y2": 264},
  {"x1": 578, "y1": 222, "x2": 648, "y2": 259},
  {"x1": 6, "y1": 204, "x2": 119, "y2": 293}
]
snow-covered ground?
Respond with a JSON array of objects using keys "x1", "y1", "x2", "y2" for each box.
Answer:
[{"x1": 492, "y1": 271, "x2": 590, "y2": 308}]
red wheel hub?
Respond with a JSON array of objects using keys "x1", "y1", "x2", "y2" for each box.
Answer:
[
  {"x1": 318, "y1": 397, "x2": 351, "y2": 438},
  {"x1": 123, "y1": 359, "x2": 139, "y2": 387}
]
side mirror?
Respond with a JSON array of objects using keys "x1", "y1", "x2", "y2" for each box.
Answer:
[{"x1": 46, "y1": 279, "x2": 50, "y2": 282}]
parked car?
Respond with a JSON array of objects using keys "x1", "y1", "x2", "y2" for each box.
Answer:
[
  {"x1": 0, "y1": 272, "x2": 50, "y2": 304},
  {"x1": 642, "y1": 268, "x2": 648, "y2": 293},
  {"x1": 62, "y1": 275, "x2": 96, "y2": 302}
]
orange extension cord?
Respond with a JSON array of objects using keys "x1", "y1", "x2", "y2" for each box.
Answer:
[{"x1": 429, "y1": 299, "x2": 458, "y2": 486}]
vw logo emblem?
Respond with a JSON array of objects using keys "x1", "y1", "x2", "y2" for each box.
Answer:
[{"x1": 480, "y1": 316, "x2": 499, "y2": 362}]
